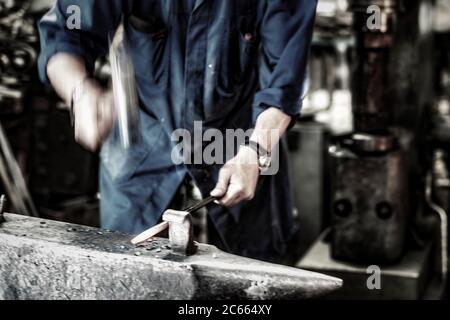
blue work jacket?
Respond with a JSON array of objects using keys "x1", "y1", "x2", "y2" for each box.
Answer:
[{"x1": 38, "y1": 0, "x2": 317, "y2": 261}]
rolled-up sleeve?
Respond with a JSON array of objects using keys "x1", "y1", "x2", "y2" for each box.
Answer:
[
  {"x1": 37, "y1": 0, "x2": 124, "y2": 85},
  {"x1": 253, "y1": 0, "x2": 317, "y2": 123}
]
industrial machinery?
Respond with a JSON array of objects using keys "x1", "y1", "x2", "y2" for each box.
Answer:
[
  {"x1": 330, "y1": 0, "x2": 417, "y2": 265},
  {"x1": 296, "y1": 0, "x2": 447, "y2": 299},
  {"x1": 330, "y1": 0, "x2": 438, "y2": 264}
]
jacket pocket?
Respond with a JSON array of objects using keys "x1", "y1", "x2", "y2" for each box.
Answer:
[
  {"x1": 217, "y1": 14, "x2": 258, "y2": 91},
  {"x1": 208, "y1": 14, "x2": 258, "y2": 122},
  {"x1": 125, "y1": 14, "x2": 168, "y2": 86},
  {"x1": 237, "y1": 20, "x2": 258, "y2": 79},
  {"x1": 236, "y1": 13, "x2": 258, "y2": 80}
]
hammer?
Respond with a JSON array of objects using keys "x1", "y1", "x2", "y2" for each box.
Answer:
[{"x1": 131, "y1": 196, "x2": 217, "y2": 255}]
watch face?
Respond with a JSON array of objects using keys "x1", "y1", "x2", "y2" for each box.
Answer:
[{"x1": 259, "y1": 155, "x2": 272, "y2": 171}]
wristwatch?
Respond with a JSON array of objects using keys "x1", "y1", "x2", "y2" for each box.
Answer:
[{"x1": 242, "y1": 140, "x2": 272, "y2": 174}]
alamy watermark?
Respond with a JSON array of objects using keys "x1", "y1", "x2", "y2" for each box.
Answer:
[
  {"x1": 60, "y1": 4, "x2": 386, "y2": 32},
  {"x1": 366, "y1": 5, "x2": 383, "y2": 31},
  {"x1": 366, "y1": 265, "x2": 382, "y2": 290},
  {"x1": 66, "y1": 5, "x2": 81, "y2": 30}
]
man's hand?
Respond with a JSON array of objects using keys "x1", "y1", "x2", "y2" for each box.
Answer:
[
  {"x1": 210, "y1": 107, "x2": 293, "y2": 207},
  {"x1": 46, "y1": 53, "x2": 115, "y2": 152},
  {"x1": 210, "y1": 146, "x2": 260, "y2": 207},
  {"x1": 73, "y1": 79, "x2": 114, "y2": 151}
]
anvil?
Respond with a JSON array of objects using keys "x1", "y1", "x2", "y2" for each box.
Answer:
[{"x1": 0, "y1": 213, "x2": 343, "y2": 300}]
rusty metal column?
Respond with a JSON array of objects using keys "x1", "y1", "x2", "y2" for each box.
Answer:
[{"x1": 352, "y1": 0, "x2": 398, "y2": 134}]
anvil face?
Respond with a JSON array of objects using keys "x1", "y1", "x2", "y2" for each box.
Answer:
[{"x1": 0, "y1": 214, "x2": 342, "y2": 300}]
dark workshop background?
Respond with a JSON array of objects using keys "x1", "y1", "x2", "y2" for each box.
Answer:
[{"x1": 0, "y1": 0, "x2": 449, "y2": 300}]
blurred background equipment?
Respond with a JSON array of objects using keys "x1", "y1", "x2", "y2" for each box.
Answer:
[
  {"x1": 294, "y1": 0, "x2": 447, "y2": 299},
  {"x1": 0, "y1": 121, "x2": 37, "y2": 216},
  {"x1": 0, "y1": 0, "x2": 99, "y2": 226}
]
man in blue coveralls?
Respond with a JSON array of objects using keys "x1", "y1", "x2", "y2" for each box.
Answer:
[{"x1": 38, "y1": 0, "x2": 317, "y2": 262}]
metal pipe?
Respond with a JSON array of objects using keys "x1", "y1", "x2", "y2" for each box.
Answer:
[
  {"x1": 0, "y1": 122, "x2": 38, "y2": 217},
  {"x1": 425, "y1": 172, "x2": 448, "y2": 280}
]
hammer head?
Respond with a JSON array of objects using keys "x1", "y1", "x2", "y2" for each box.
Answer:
[{"x1": 162, "y1": 210, "x2": 197, "y2": 255}]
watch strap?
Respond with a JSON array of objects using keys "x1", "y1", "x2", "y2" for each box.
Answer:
[{"x1": 246, "y1": 140, "x2": 270, "y2": 157}]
